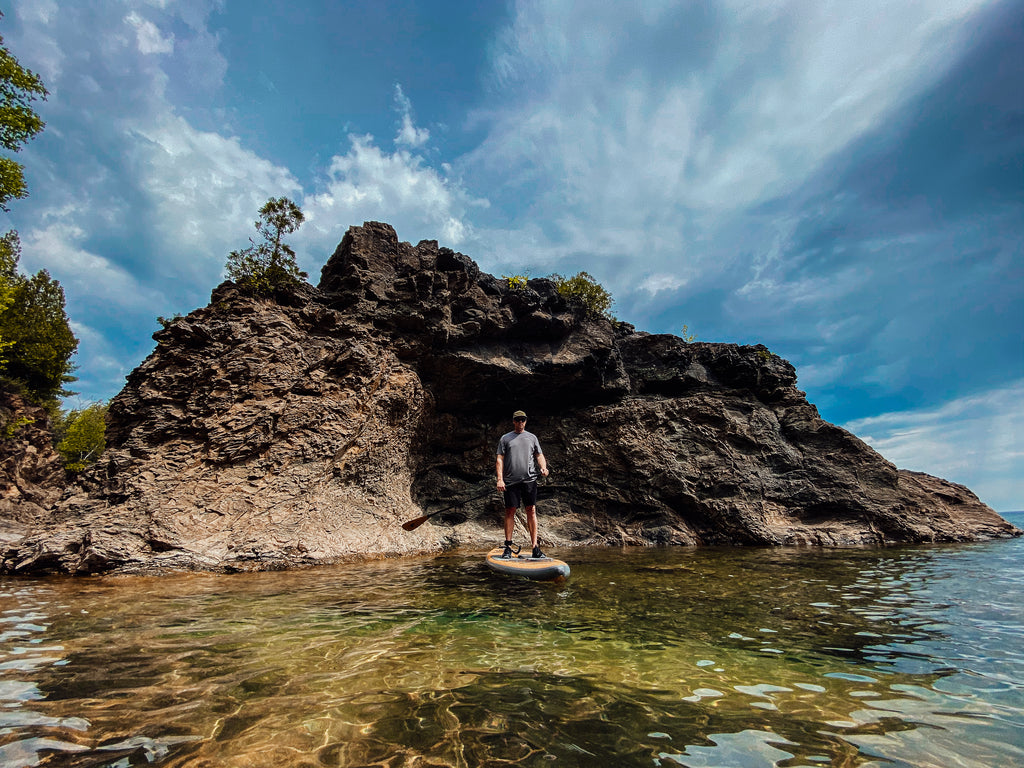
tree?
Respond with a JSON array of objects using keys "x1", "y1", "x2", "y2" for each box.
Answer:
[
  {"x1": 0, "y1": 230, "x2": 16, "y2": 366},
  {"x1": 0, "y1": 12, "x2": 48, "y2": 211},
  {"x1": 56, "y1": 402, "x2": 107, "y2": 473},
  {"x1": 225, "y1": 197, "x2": 307, "y2": 296},
  {"x1": 0, "y1": 231, "x2": 78, "y2": 405}
]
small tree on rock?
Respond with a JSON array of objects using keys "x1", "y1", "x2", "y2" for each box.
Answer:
[
  {"x1": 56, "y1": 401, "x2": 107, "y2": 474},
  {"x1": 226, "y1": 197, "x2": 307, "y2": 296}
]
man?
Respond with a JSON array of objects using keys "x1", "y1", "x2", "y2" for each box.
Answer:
[{"x1": 496, "y1": 410, "x2": 550, "y2": 559}]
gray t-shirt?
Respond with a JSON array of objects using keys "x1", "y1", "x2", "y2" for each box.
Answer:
[{"x1": 497, "y1": 430, "x2": 543, "y2": 486}]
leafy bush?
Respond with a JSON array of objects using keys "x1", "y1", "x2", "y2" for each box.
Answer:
[
  {"x1": 504, "y1": 274, "x2": 529, "y2": 291},
  {"x1": 56, "y1": 402, "x2": 107, "y2": 473},
  {"x1": 552, "y1": 271, "x2": 615, "y2": 320},
  {"x1": 2, "y1": 414, "x2": 32, "y2": 438}
]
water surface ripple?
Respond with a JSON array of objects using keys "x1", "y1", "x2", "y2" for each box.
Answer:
[{"x1": 0, "y1": 527, "x2": 1022, "y2": 767}]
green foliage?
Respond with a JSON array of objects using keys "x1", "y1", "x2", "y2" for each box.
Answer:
[
  {"x1": 680, "y1": 324, "x2": 697, "y2": 343},
  {"x1": 756, "y1": 348, "x2": 774, "y2": 362},
  {"x1": 504, "y1": 274, "x2": 529, "y2": 291},
  {"x1": 0, "y1": 231, "x2": 79, "y2": 405},
  {"x1": 0, "y1": 230, "x2": 16, "y2": 366},
  {"x1": 57, "y1": 402, "x2": 107, "y2": 473},
  {"x1": 552, "y1": 271, "x2": 615, "y2": 320},
  {"x1": 0, "y1": 12, "x2": 48, "y2": 212},
  {"x1": 156, "y1": 313, "x2": 182, "y2": 329},
  {"x1": 2, "y1": 414, "x2": 32, "y2": 438},
  {"x1": 225, "y1": 197, "x2": 308, "y2": 296}
]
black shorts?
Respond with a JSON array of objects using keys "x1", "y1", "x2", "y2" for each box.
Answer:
[{"x1": 502, "y1": 480, "x2": 538, "y2": 509}]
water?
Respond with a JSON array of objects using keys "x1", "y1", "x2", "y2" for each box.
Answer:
[{"x1": 0, "y1": 519, "x2": 1022, "y2": 767}]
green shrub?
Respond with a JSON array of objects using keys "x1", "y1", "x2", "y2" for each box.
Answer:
[
  {"x1": 504, "y1": 274, "x2": 529, "y2": 291},
  {"x1": 156, "y1": 313, "x2": 182, "y2": 330},
  {"x1": 2, "y1": 414, "x2": 32, "y2": 438},
  {"x1": 552, "y1": 271, "x2": 615, "y2": 320},
  {"x1": 57, "y1": 402, "x2": 107, "y2": 473}
]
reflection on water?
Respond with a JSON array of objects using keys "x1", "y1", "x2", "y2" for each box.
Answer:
[{"x1": 0, "y1": 529, "x2": 1022, "y2": 766}]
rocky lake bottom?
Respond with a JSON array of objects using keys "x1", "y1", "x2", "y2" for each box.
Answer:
[{"x1": 0, "y1": 514, "x2": 1021, "y2": 767}]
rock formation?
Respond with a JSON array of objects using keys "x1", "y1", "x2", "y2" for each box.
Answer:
[
  {"x1": 0, "y1": 391, "x2": 66, "y2": 546},
  {"x1": 0, "y1": 222, "x2": 1017, "y2": 574}
]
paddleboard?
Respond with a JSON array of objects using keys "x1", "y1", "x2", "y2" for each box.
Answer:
[{"x1": 485, "y1": 548, "x2": 570, "y2": 581}]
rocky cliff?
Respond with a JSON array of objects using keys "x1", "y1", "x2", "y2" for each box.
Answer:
[
  {"x1": 0, "y1": 222, "x2": 1016, "y2": 574},
  {"x1": 0, "y1": 391, "x2": 65, "y2": 546}
]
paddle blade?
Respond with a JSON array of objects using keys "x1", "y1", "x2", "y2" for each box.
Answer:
[{"x1": 402, "y1": 515, "x2": 429, "y2": 531}]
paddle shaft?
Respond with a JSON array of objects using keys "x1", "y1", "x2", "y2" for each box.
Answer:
[{"x1": 401, "y1": 487, "x2": 494, "y2": 530}]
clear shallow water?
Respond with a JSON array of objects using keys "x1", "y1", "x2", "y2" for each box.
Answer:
[{"x1": 0, "y1": 519, "x2": 1022, "y2": 767}]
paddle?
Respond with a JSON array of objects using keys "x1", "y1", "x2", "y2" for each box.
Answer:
[{"x1": 401, "y1": 488, "x2": 496, "y2": 531}]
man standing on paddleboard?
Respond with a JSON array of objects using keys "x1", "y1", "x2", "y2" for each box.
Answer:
[{"x1": 496, "y1": 410, "x2": 550, "y2": 559}]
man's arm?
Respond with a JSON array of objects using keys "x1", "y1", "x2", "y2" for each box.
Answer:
[
  {"x1": 535, "y1": 445, "x2": 549, "y2": 477},
  {"x1": 496, "y1": 454, "x2": 506, "y2": 490}
]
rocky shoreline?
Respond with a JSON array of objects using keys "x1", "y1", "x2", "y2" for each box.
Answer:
[{"x1": 0, "y1": 222, "x2": 1017, "y2": 575}]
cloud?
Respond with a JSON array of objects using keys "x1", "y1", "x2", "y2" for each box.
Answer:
[
  {"x1": 468, "y1": 0, "x2": 1004, "y2": 311},
  {"x1": 20, "y1": 217, "x2": 160, "y2": 311},
  {"x1": 639, "y1": 273, "x2": 689, "y2": 295},
  {"x1": 844, "y1": 381, "x2": 1024, "y2": 511},
  {"x1": 65, "y1": 321, "x2": 145, "y2": 408},
  {"x1": 393, "y1": 84, "x2": 430, "y2": 148},
  {"x1": 128, "y1": 113, "x2": 303, "y2": 283},
  {"x1": 126, "y1": 11, "x2": 175, "y2": 55},
  {"x1": 300, "y1": 133, "x2": 488, "y2": 260},
  {"x1": 477, "y1": 0, "x2": 989, "y2": 212}
]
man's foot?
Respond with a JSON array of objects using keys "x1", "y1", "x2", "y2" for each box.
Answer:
[
  {"x1": 532, "y1": 546, "x2": 544, "y2": 559},
  {"x1": 502, "y1": 541, "x2": 514, "y2": 559}
]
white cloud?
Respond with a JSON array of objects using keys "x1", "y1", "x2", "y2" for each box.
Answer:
[
  {"x1": 639, "y1": 273, "x2": 688, "y2": 295},
  {"x1": 301, "y1": 134, "x2": 487, "y2": 256},
  {"x1": 20, "y1": 218, "x2": 162, "y2": 311},
  {"x1": 13, "y1": 0, "x2": 64, "y2": 82},
  {"x1": 66, "y1": 321, "x2": 143, "y2": 405},
  {"x1": 844, "y1": 381, "x2": 1024, "y2": 511},
  {"x1": 129, "y1": 113, "x2": 302, "y2": 282},
  {"x1": 469, "y1": 0, "x2": 994, "y2": 279},
  {"x1": 393, "y1": 84, "x2": 430, "y2": 148},
  {"x1": 488, "y1": 1, "x2": 982, "y2": 196},
  {"x1": 126, "y1": 11, "x2": 175, "y2": 55}
]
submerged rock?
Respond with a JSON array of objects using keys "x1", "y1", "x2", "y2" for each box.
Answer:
[{"x1": 0, "y1": 222, "x2": 1016, "y2": 574}]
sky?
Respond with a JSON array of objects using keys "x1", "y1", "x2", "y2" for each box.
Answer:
[{"x1": 1, "y1": 0, "x2": 1021, "y2": 511}]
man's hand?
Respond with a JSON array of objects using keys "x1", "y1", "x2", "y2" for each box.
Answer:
[
  {"x1": 540, "y1": 467, "x2": 549, "y2": 477},
  {"x1": 497, "y1": 479, "x2": 506, "y2": 491}
]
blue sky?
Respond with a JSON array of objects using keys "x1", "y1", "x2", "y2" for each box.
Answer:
[{"x1": 2, "y1": 0, "x2": 1021, "y2": 511}]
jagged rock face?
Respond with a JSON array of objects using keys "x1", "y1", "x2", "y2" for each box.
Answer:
[
  {"x1": 0, "y1": 391, "x2": 66, "y2": 543},
  {"x1": 1, "y1": 222, "x2": 1017, "y2": 574}
]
